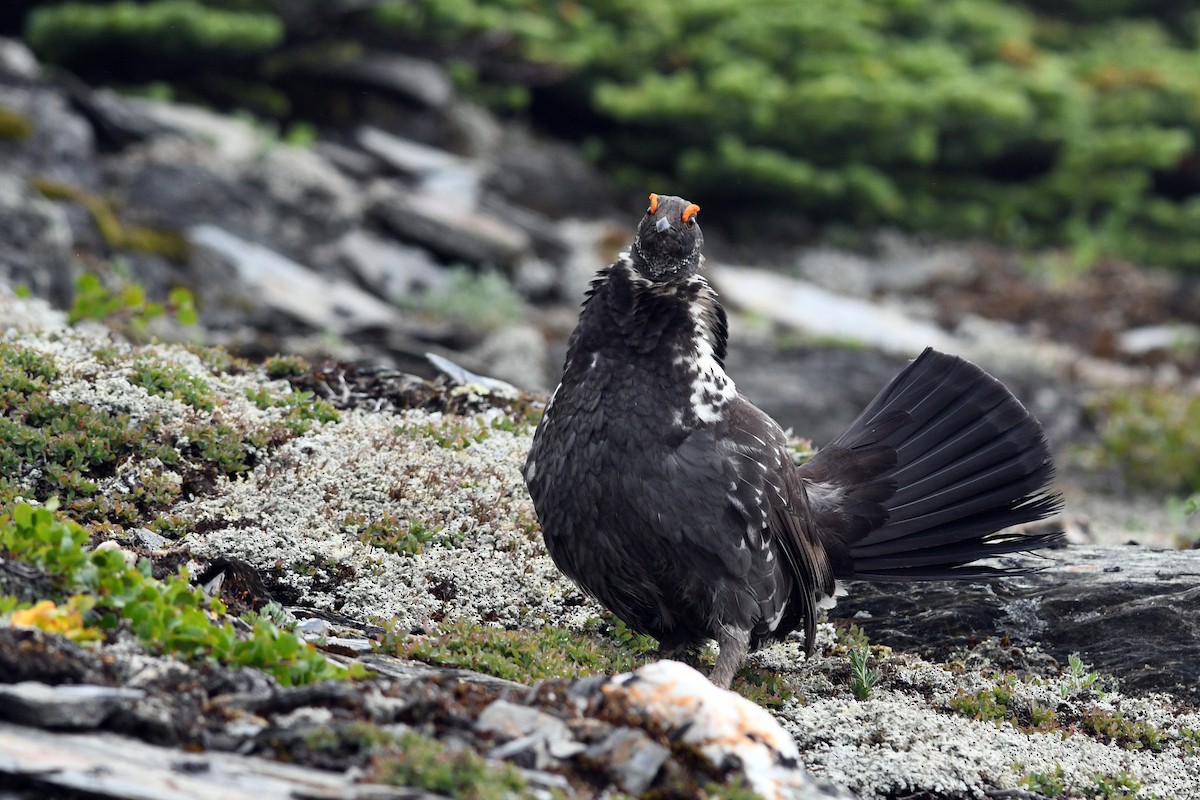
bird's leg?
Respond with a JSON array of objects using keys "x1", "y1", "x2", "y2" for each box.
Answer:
[
  {"x1": 657, "y1": 640, "x2": 703, "y2": 669},
  {"x1": 709, "y1": 627, "x2": 751, "y2": 689}
]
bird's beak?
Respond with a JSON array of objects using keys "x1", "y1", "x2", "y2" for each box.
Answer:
[{"x1": 655, "y1": 217, "x2": 671, "y2": 233}]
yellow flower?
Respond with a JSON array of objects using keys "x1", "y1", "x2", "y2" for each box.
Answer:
[
  {"x1": 8, "y1": 597, "x2": 101, "y2": 642},
  {"x1": 10, "y1": 599, "x2": 58, "y2": 627}
]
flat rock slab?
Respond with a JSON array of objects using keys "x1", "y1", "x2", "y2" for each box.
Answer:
[
  {"x1": 712, "y1": 265, "x2": 956, "y2": 355},
  {"x1": 830, "y1": 545, "x2": 1200, "y2": 701},
  {"x1": 372, "y1": 189, "x2": 530, "y2": 268},
  {"x1": 0, "y1": 682, "x2": 144, "y2": 729},
  {"x1": 0, "y1": 721, "x2": 433, "y2": 800},
  {"x1": 190, "y1": 224, "x2": 407, "y2": 334}
]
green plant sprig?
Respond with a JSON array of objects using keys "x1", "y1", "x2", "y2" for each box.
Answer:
[{"x1": 1, "y1": 501, "x2": 363, "y2": 686}]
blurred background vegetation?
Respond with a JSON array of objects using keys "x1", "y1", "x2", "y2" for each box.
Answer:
[{"x1": 8, "y1": 0, "x2": 1200, "y2": 270}]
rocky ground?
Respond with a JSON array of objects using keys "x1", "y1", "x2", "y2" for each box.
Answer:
[
  {"x1": 2, "y1": 33, "x2": 1200, "y2": 800},
  {"x1": 2, "y1": 293, "x2": 1199, "y2": 800}
]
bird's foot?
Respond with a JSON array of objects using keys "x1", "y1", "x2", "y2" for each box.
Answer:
[{"x1": 656, "y1": 642, "x2": 704, "y2": 669}]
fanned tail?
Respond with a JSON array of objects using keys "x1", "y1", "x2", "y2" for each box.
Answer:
[{"x1": 797, "y1": 348, "x2": 1063, "y2": 581}]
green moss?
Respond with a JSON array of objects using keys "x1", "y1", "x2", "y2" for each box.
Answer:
[
  {"x1": 245, "y1": 386, "x2": 340, "y2": 434},
  {"x1": 344, "y1": 512, "x2": 441, "y2": 556},
  {"x1": 948, "y1": 673, "x2": 1058, "y2": 733},
  {"x1": 122, "y1": 225, "x2": 191, "y2": 262},
  {"x1": 0, "y1": 343, "x2": 170, "y2": 515},
  {"x1": 185, "y1": 421, "x2": 253, "y2": 475},
  {"x1": 0, "y1": 107, "x2": 34, "y2": 141},
  {"x1": 0, "y1": 502, "x2": 362, "y2": 686},
  {"x1": 848, "y1": 646, "x2": 880, "y2": 701},
  {"x1": 264, "y1": 354, "x2": 310, "y2": 380},
  {"x1": 1081, "y1": 707, "x2": 1167, "y2": 752},
  {"x1": 30, "y1": 177, "x2": 190, "y2": 262},
  {"x1": 1059, "y1": 652, "x2": 1103, "y2": 699},
  {"x1": 366, "y1": 731, "x2": 528, "y2": 800},
  {"x1": 733, "y1": 668, "x2": 797, "y2": 711},
  {"x1": 150, "y1": 513, "x2": 191, "y2": 539},
  {"x1": 300, "y1": 721, "x2": 397, "y2": 763},
  {"x1": 386, "y1": 618, "x2": 654, "y2": 683},
  {"x1": 0, "y1": 340, "x2": 311, "y2": 527},
  {"x1": 701, "y1": 778, "x2": 766, "y2": 800},
  {"x1": 188, "y1": 345, "x2": 253, "y2": 376},
  {"x1": 396, "y1": 418, "x2": 492, "y2": 450},
  {"x1": 130, "y1": 359, "x2": 216, "y2": 411}
]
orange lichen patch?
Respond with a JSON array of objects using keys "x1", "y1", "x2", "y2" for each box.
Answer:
[
  {"x1": 648, "y1": 193, "x2": 659, "y2": 213},
  {"x1": 683, "y1": 203, "x2": 700, "y2": 222}
]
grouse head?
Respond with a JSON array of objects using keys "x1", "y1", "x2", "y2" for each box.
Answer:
[{"x1": 631, "y1": 193, "x2": 703, "y2": 281}]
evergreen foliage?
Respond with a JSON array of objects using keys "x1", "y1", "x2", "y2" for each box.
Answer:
[
  {"x1": 378, "y1": 0, "x2": 1200, "y2": 268},
  {"x1": 15, "y1": 0, "x2": 1200, "y2": 267},
  {"x1": 24, "y1": 0, "x2": 282, "y2": 65}
]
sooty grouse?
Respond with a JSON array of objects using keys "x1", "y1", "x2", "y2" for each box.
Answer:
[{"x1": 524, "y1": 193, "x2": 1063, "y2": 687}]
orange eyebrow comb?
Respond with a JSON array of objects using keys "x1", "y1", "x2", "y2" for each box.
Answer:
[
  {"x1": 648, "y1": 193, "x2": 659, "y2": 213},
  {"x1": 682, "y1": 203, "x2": 700, "y2": 222}
]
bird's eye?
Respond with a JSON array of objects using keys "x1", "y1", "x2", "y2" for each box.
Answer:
[
  {"x1": 682, "y1": 203, "x2": 700, "y2": 226},
  {"x1": 648, "y1": 193, "x2": 659, "y2": 214}
]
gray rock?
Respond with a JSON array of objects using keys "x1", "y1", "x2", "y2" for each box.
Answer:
[
  {"x1": 479, "y1": 195, "x2": 572, "y2": 262},
  {"x1": 712, "y1": 264, "x2": 957, "y2": 355},
  {"x1": 310, "y1": 51, "x2": 454, "y2": 109},
  {"x1": 111, "y1": 134, "x2": 362, "y2": 258},
  {"x1": 371, "y1": 186, "x2": 530, "y2": 268},
  {"x1": 600, "y1": 661, "x2": 834, "y2": 800},
  {"x1": 444, "y1": 102, "x2": 504, "y2": 160},
  {"x1": 355, "y1": 653, "x2": 524, "y2": 694},
  {"x1": 476, "y1": 699, "x2": 572, "y2": 742},
  {"x1": 0, "y1": 721, "x2": 429, "y2": 799},
  {"x1": 314, "y1": 141, "x2": 384, "y2": 179},
  {"x1": 113, "y1": 98, "x2": 261, "y2": 160},
  {"x1": 0, "y1": 174, "x2": 78, "y2": 308},
  {"x1": 357, "y1": 126, "x2": 472, "y2": 179},
  {"x1": 466, "y1": 324, "x2": 550, "y2": 392},
  {"x1": 63, "y1": 83, "x2": 183, "y2": 149},
  {"x1": 132, "y1": 527, "x2": 171, "y2": 550},
  {"x1": 512, "y1": 257, "x2": 561, "y2": 300},
  {"x1": 318, "y1": 229, "x2": 448, "y2": 303},
  {"x1": 1118, "y1": 323, "x2": 1200, "y2": 357},
  {"x1": 0, "y1": 86, "x2": 96, "y2": 181},
  {"x1": 355, "y1": 125, "x2": 482, "y2": 205},
  {"x1": 426, "y1": 353, "x2": 522, "y2": 398},
  {"x1": 830, "y1": 545, "x2": 1200, "y2": 702},
  {"x1": 294, "y1": 618, "x2": 330, "y2": 637},
  {"x1": 797, "y1": 231, "x2": 975, "y2": 297},
  {"x1": 189, "y1": 225, "x2": 407, "y2": 334},
  {"x1": 321, "y1": 636, "x2": 374, "y2": 655},
  {"x1": 484, "y1": 130, "x2": 614, "y2": 219},
  {"x1": 0, "y1": 682, "x2": 145, "y2": 730},
  {"x1": 0, "y1": 37, "x2": 41, "y2": 82},
  {"x1": 583, "y1": 728, "x2": 670, "y2": 795}
]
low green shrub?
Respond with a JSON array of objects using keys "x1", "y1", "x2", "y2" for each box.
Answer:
[
  {"x1": 1080, "y1": 385, "x2": 1200, "y2": 495},
  {"x1": 375, "y1": 0, "x2": 1200, "y2": 269},
  {"x1": 0, "y1": 337, "x2": 332, "y2": 527},
  {"x1": 25, "y1": 0, "x2": 283, "y2": 66},
  {"x1": 0, "y1": 502, "x2": 362, "y2": 685}
]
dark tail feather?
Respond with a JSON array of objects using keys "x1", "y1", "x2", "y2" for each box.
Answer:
[{"x1": 798, "y1": 348, "x2": 1063, "y2": 581}]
